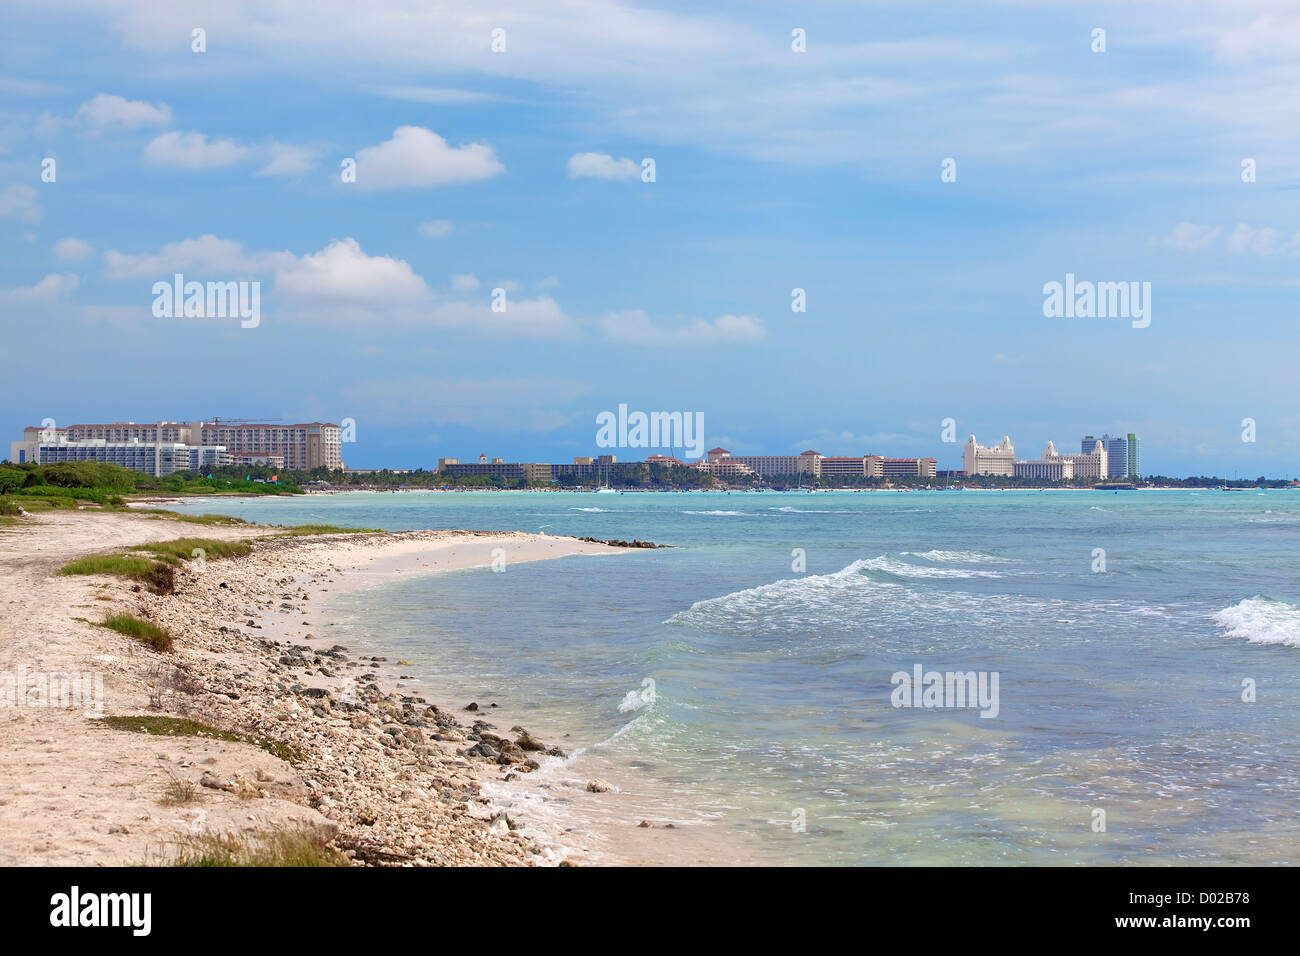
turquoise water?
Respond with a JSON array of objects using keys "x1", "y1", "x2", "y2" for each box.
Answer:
[{"x1": 169, "y1": 489, "x2": 1300, "y2": 864}]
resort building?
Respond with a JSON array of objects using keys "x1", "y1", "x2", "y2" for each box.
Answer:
[
  {"x1": 706, "y1": 448, "x2": 822, "y2": 477},
  {"x1": 1060, "y1": 440, "x2": 1108, "y2": 479},
  {"x1": 819, "y1": 456, "x2": 885, "y2": 478},
  {"x1": 1013, "y1": 441, "x2": 1074, "y2": 481},
  {"x1": 1082, "y1": 433, "x2": 1139, "y2": 477},
  {"x1": 10, "y1": 434, "x2": 228, "y2": 477},
  {"x1": 963, "y1": 435, "x2": 1016, "y2": 476},
  {"x1": 15, "y1": 419, "x2": 344, "y2": 472},
  {"x1": 880, "y1": 457, "x2": 938, "y2": 479}
]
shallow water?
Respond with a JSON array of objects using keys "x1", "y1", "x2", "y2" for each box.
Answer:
[{"x1": 170, "y1": 488, "x2": 1300, "y2": 864}]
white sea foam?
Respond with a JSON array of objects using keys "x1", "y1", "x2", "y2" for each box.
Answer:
[
  {"x1": 902, "y1": 549, "x2": 1007, "y2": 564},
  {"x1": 682, "y1": 510, "x2": 749, "y2": 516},
  {"x1": 859, "y1": 555, "x2": 1002, "y2": 579},
  {"x1": 1213, "y1": 597, "x2": 1300, "y2": 647},
  {"x1": 570, "y1": 507, "x2": 611, "y2": 512}
]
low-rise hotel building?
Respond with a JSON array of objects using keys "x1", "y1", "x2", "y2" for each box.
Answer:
[
  {"x1": 14, "y1": 419, "x2": 344, "y2": 472},
  {"x1": 706, "y1": 448, "x2": 821, "y2": 477},
  {"x1": 880, "y1": 457, "x2": 938, "y2": 479},
  {"x1": 1013, "y1": 441, "x2": 1074, "y2": 481},
  {"x1": 11, "y1": 435, "x2": 228, "y2": 477}
]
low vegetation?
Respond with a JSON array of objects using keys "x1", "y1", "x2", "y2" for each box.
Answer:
[
  {"x1": 167, "y1": 829, "x2": 347, "y2": 867},
  {"x1": 60, "y1": 555, "x2": 176, "y2": 593},
  {"x1": 101, "y1": 715, "x2": 303, "y2": 763},
  {"x1": 100, "y1": 614, "x2": 174, "y2": 651},
  {"x1": 129, "y1": 537, "x2": 252, "y2": 563}
]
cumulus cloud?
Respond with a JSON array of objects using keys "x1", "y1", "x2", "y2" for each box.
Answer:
[
  {"x1": 143, "y1": 131, "x2": 250, "y2": 169},
  {"x1": 354, "y1": 126, "x2": 504, "y2": 189},
  {"x1": 258, "y1": 142, "x2": 315, "y2": 177},
  {"x1": 1158, "y1": 222, "x2": 1221, "y2": 252},
  {"x1": 104, "y1": 235, "x2": 294, "y2": 279},
  {"x1": 0, "y1": 273, "x2": 79, "y2": 304},
  {"x1": 273, "y1": 238, "x2": 431, "y2": 312},
  {"x1": 450, "y1": 273, "x2": 479, "y2": 292},
  {"x1": 567, "y1": 152, "x2": 640, "y2": 181},
  {"x1": 1225, "y1": 223, "x2": 1300, "y2": 256},
  {"x1": 602, "y1": 310, "x2": 767, "y2": 346},
  {"x1": 419, "y1": 219, "x2": 453, "y2": 238},
  {"x1": 0, "y1": 184, "x2": 41, "y2": 223},
  {"x1": 75, "y1": 93, "x2": 172, "y2": 130},
  {"x1": 53, "y1": 238, "x2": 94, "y2": 261}
]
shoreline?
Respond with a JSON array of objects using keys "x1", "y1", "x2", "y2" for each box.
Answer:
[{"x1": 0, "y1": 510, "x2": 628, "y2": 866}]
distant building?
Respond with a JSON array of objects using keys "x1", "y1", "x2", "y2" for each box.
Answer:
[
  {"x1": 880, "y1": 457, "x2": 938, "y2": 479},
  {"x1": 1082, "y1": 433, "x2": 1139, "y2": 477},
  {"x1": 1059, "y1": 440, "x2": 1107, "y2": 479},
  {"x1": 19, "y1": 419, "x2": 344, "y2": 471},
  {"x1": 963, "y1": 435, "x2": 1015, "y2": 476},
  {"x1": 1014, "y1": 441, "x2": 1073, "y2": 481},
  {"x1": 11, "y1": 434, "x2": 228, "y2": 477},
  {"x1": 820, "y1": 456, "x2": 884, "y2": 478},
  {"x1": 707, "y1": 448, "x2": 821, "y2": 477}
]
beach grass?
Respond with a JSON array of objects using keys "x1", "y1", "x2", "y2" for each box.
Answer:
[
  {"x1": 168, "y1": 829, "x2": 347, "y2": 867},
  {"x1": 129, "y1": 537, "x2": 253, "y2": 563},
  {"x1": 101, "y1": 715, "x2": 304, "y2": 763},
  {"x1": 60, "y1": 554, "x2": 176, "y2": 593},
  {"x1": 100, "y1": 614, "x2": 175, "y2": 651},
  {"x1": 272, "y1": 523, "x2": 382, "y2": 536}
]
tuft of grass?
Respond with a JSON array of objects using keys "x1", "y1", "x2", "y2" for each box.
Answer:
[
  {"x1": 168, "y1": 829, "x2": 348, "y2": 867},
  {"x1": 135, "y1": 509, "x2": 251, "y2": 526},
  {"x1": 101, "y1": 715, "x2": 304, "y2": 763},
  {"x1": 60, "y1": 555, "x2": 176, "y2": 593},
  {"x1": 101, "y1": 614, "x2": 174, "y2": 651},
  {"x1": 129, "y1": 537, "x2": 252, "y2": 564},
  {"x1": 272, "y1": 523, "x2": 382, "y2": 536}
]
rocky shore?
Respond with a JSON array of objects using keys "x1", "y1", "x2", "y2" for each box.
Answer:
[{"x1": 0, "y1": 512, "x2": 624, "y2": 866}]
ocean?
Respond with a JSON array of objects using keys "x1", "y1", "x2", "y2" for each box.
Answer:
[{"x1": 167, "y1": 488, "x2": 1300, "y2": 865}]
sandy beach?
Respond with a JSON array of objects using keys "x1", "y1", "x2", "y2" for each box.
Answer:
[{"x1": 0, "y1": 509, "x2": 625, "y2": 866}]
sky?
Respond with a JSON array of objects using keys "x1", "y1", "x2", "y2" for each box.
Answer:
[{"x1": 2, "y1": 0, "x2": 1299, "y2": 476}]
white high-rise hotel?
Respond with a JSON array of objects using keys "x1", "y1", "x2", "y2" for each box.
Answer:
[{"x1": 963, "y1": 435, "x2": 1016, "y2": 476}]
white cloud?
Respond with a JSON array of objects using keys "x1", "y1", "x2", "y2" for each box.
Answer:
[
  {"x1": 143, "y1": 130, "x2": 250, "y2": 169},
  {"x1": 258, "y1": 142, "x2": 315, "y2": 177},
  {"x1": 75, "y1": 93, "x2": 172, "y2": 130},
  {"x1": 273, "y1": 238, "x2": 431, "y2": 313},
  {"x1": 419, "y1": 219, "x2": 453, "y2": 238},
  {"x1": 602, "y1": 310, "x2": 767, "y2": 346},
  {"x1": 1158, "y1": 222, "x2": 1221, "y2": 252},
  {"x1": 450, "y1": 273, "x2": 479, "y2": 292},
  {"x1": 0, "y1": 184, "x2": 40, "y2": 223},
  {"x1": 429, "y1": 294, "x2": 571, "y2": 338},
  {"x1": 104, "y1": 235, "x2": 294, "y2": 279},
  {"x1": 991, "y1": 353, "x2": 1024, "y2": 366},
  {"x1": 0, "y1": 273, "x2": 78, "y2": 304},
  {"x1": 354, "y1": 126, "x2": 504, "y2": 189},
  {"x1": 1225, "y1": 222, "x2": 1300, "y2": 256},
  {"x1": 567, "y1": 152, "x2": 640, "y2": 181},
  {"x1": 53, "y1": 238, "x2": 94, "y2": 261}
]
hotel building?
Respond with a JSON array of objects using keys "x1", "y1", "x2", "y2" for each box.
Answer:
[
  {"x1": 880, "y1": 457, "x2": 938, "y2": 479},
  {"x1": 1082, "y1": 433, "x2": 1139, "y2": 478},
  {"x1": 706, "y1": 448, "x2": 822, "y2": 477},
  {"x1": 1014, "y1": 442, "x2": 1074, "y2": 481},
  {"x1": 10, "y1": 434, "x2": 228, "y2": 477},
  {"x1": 962, "y1": 435, "x2": 1016, "y2": 476},
  {"x1": 13, "y1": 419, "x2": 344, "y2": 473}
]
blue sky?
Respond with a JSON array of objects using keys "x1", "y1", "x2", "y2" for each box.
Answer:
[{"x1": 2, "y1": 0, "x2": 1299, "y2": 475}]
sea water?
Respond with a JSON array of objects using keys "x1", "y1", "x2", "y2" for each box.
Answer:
[{"x1": 168, "y1": 489, "x2": 1300, "y2": 865}]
